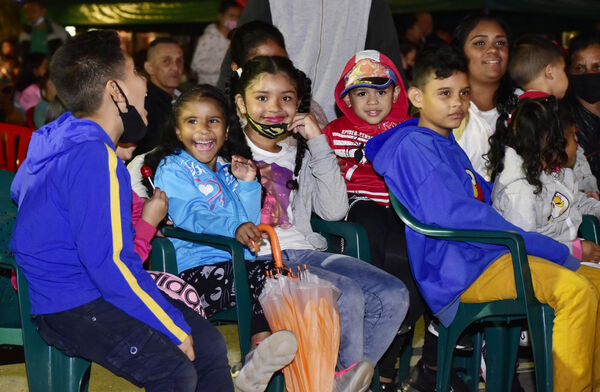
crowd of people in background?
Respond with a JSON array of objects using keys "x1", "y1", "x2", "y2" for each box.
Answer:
[{"x1": 5, "y1": 0, "x2": 600, "y2": 391}]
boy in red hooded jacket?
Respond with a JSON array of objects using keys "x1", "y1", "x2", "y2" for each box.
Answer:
[{"x1": 323, "y1": 50, "x2": 422, "y2": 389}]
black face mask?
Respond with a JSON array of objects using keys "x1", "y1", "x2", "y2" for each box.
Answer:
[
  {"x1": 245, "y1": 113, "x2": 288, "y2": 139},
  {"x1": 570, "y1": 73, "x2": 600, "y2": 104},
  {"x1": 111, "y1": 82, "x2": 148, "y2": 143}
]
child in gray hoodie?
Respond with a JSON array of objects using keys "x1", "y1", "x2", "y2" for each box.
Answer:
[{"x1": 489, "y1": 96, "x2": 600, "y2": 261}]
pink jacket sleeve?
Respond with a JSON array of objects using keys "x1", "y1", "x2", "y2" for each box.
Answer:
[{"x1": 132, "y1": 191, "x2": 157, "y2": 262}]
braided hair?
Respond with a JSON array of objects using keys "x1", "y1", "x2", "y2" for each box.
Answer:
[{"x1": 227, "y1": 55, "x2": 312, "y2": 191}]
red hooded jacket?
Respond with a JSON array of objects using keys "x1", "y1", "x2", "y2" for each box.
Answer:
[{"x1": 323, "y1": 51, "x2": 409, "y2": 205}]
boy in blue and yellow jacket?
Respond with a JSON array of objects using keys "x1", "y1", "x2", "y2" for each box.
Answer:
[
  {"x1": 10, "y1": 31, "x2": 236, "y2": 391},
  {"x1": 366, "y1": 44, "x2": 600, "y2": 392}
]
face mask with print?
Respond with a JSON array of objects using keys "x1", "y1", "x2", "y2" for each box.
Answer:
[{"x1": 245, "y1": 113, "x2": 288, "y2": 139}]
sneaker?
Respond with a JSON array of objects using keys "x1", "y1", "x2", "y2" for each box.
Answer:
[
  {"x1": 427, "y1": 321, "x2": 474, "y2": 352},
  {"x1": 334, "y1": 360, "x2": 374, "y2": 392},
  {"x1": 399, "y1": 360, "x2": 468, "y2": 392},
  {"x1": 235, "y1": 330, "x2": 298, "y2": 392}
]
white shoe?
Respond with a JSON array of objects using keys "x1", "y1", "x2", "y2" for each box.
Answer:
[
  {"x1": 333, "y1": 360, "x2": 374, "y2": 392},
  {"x1": 235, "y1": 330, "x2": 298, "y2": 392}
]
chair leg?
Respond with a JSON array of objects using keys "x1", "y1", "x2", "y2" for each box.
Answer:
[
  {"x1": 51, "y1": 349, "x2": 91, "y2": 392},
  {"x1": 462, "y1": 330, "x2": 483, "y2": 392},
  {"x1": 266, "y1": 372, "x2": 285, "y2": 392},
  {"x1": 483, "y1": 323, "x2": 521, "y2": 392},
  {"x1": 396, "y1": 330, "x2": 414, "y2": 386},
  {"x1": 437, "y1": 326, "x2": 460, "y2": 392}
]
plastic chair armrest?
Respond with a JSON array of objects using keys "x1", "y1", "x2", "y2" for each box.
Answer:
[
  {"x1": 579, "y1": 215, "x2": 600, "y2": 244},
  {"x1": 310, "y1": 215, "x2": 371, "y2": 262},
  {"x1": 390, "y1": 194, "x2": 532, "y2": 302},
  {"x1": 157, "y1": 226, "x2": 252, "y2": 357}
]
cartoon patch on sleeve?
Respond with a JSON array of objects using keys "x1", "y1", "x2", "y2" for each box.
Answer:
[
  {"x1": 465, "y1": 169, "x2": 485, "y2": 202},
  {"x1": 547, "y1": 191, "x2": 570, "y2": 223}
]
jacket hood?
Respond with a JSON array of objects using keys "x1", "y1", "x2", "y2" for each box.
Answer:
[
  {"x1": 494, "y1": 147, "x2": 527, "y2": 192},
  {"x1": 12, "y1": 112, "x2": 114, "y2": 203},
  {"x1": 24, "y1": 112, "x2": 113, "y2": 174},
  {"x1": 334, "y1": 50, "x2": 409, "y2": 129},
  {"x1": 366, "y1": 118, "x2": 442, "y2": 174}
]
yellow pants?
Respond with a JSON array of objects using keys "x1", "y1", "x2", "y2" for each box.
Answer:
[{"x1": 461, "y1": 254, "x2": 600, "y2": 392}]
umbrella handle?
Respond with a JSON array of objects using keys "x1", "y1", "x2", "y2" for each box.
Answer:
[{"x1": 257, "y1": 224, "x2": 283, "y2": 268}]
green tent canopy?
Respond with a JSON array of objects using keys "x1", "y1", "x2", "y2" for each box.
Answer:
[
  {"x1": 47, "y1": 1, "x2": 221, "y2": 25},
  {"x1": 45, "y1": 0, "x2": 600, "y2": 26}
]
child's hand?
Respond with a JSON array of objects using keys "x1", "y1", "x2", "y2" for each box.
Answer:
[
  {"x1": 141, "y1": 188, "x2": 168, "y2": 227},
  {"x1": 581, "y1": 240, "x2": 600, "y2": 262},
  {"x1": 289, "y1": 113, "x2": 322, "y2": 140},
  {"x1": 587, "y1": 192, "x2": 600, "y2": 200},
  {"x1": 231, "y1": 155, "x2": 257, "y2": 181},
  {"x1": 235, "y1": 222, "x2": 262, "y2": 252}
]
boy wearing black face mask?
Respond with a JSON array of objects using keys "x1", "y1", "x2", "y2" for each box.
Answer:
[
  {"x1": 567, "y1": 31, "x2": 600, "y2": 185},
  {"x1": 10, "y1": 30, "x2": 236, "y2": 391},
  {"x1": 509, "y1": 35, "x2": 600, "y2": 199}
]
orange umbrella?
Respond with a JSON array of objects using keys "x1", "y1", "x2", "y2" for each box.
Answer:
[{"x1": 257, "y1": 224, "x2": 341, "y2": 392}]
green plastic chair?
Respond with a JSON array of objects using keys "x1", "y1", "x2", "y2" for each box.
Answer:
[
  {"x1": 151, "y1": 216, "x2": 372, "y2": 392},
  {"x1": 579, "y1": 215, "x2": 600, "y2": 244},
  {"x1": 0, "y1": 169, "x2": 21, "y2": 347},
  {"x1": 3, "y1": 257, "x2": 92, "y2": 392},
  {"x1": 389, "y1": 192, "x2": 554, "y2": 392},
  {"x1": 0, "y1": 169, "x2": 92, "y2": 392}
]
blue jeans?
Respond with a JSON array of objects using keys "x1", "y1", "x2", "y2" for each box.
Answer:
[
  {"x1": 257, "y1": 249, "x2": 409, "y2": 369},
  {"x1": 33, "y1": 295, "x2": 234, "y2": 392}
]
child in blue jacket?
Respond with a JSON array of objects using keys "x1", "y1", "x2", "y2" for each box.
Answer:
[
  {"x1": 366, "y1": 44, "x2": 600, "y2": 392},
  {"x1": 145, "y1": 85, "x2": 298, "y2": 392},
  {"x1": 10, "y1": 31, "x2": 232, "y2": 392}
]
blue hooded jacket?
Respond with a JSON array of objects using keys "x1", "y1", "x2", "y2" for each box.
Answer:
[
  {"x1": 10, "y1": 113, "x2": 191, "y2": 344},
  {"x1": 365, "y1": 118, "x2": 579, "y2": 326},
  {"x1": 155, "y1": 150, "x2": 261, "y2": 272}
]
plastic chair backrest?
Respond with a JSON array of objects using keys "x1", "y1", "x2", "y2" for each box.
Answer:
[
  {"x1": 0, "y1": 170, "x2": 20, "y2": 337},
  {"x1": 0, "y1": 123, "x2": 33, "y2": 172}
]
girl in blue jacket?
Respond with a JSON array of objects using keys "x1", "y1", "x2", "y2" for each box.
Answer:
[{"x1": 144, "y1": 85, "x2": 297, "y2": 391}]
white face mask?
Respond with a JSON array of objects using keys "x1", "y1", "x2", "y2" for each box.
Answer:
[{"x1": 223, "y1": 19, "x2": 238, "y2": 30}]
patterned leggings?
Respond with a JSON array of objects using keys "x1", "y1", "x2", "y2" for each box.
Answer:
[{"x1": 179, "y1": 259, "x2": 274, "y2": 335}]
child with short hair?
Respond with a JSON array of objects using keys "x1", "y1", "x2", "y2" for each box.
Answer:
[
  {"x1": 366, "y1": 43, "x2": 600, "y2": 392},
  {"x1": 508, "y1": 34, "x2": 599, "y2": 197},
  {"x1": 10, "y1": 30, "x2": 233, "y2": 391},
  {"x1": 489, "y1": 97, "x2": 600, "y2": 261},
  {"x1": 323, "y1": 49, "x2": 422, "y2": 389}
]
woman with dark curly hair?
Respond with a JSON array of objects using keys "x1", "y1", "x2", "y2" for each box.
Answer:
[
  {"x1": 490, "y1": 96, "x2": 600, "y2": 261},
  {"x1": 452, "y1": 13, "x2": 517, "y2": 181}
]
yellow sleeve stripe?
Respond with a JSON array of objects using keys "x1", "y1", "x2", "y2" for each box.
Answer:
[{"x1": 105, "y1": 144, "x2": 188, "y2": 343}]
